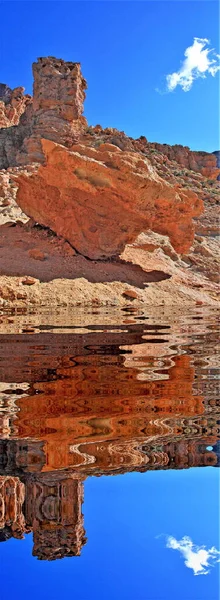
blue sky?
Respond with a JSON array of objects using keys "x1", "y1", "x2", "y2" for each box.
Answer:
[
  {"x1": 0, "y1": 468, "x2": 219, "y2": 600},
  {"x1": 0, "y1": 1, "x2": 219, "y2": 150}
]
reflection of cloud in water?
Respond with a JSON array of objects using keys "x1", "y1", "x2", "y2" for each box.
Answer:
[{"x1": 166, "y1": 535, "x2": 220, "y2": 575}]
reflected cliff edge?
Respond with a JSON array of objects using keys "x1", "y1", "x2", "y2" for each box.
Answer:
[{"x1": 0, "y1": 309, "x2": 219, "y2": 560}]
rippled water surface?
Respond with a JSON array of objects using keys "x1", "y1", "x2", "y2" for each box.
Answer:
[{"x1": 0, "y1": 308, "x2": 219, "y2": 600}]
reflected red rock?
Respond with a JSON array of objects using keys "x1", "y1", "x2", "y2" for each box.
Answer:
[
  {"x1": 2, "y1": 354, "x2": 203, "y2": 472},
  {"x1": 0, "y1": 315, "x2": 219, "y2": 560},
  {"x1": 0, "y1": 475, "x2": 25, "y2": 539}
]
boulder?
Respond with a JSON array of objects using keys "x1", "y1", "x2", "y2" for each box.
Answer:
[{"x1": 15, "y1": 139, "x2": 203, "y2": 260}]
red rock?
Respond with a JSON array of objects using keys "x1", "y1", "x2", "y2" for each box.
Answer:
[
  {"x1": 0, "y1": 55, "x2": 218, "y2": 299},
  {"x1": 0, "y1": 84, "x2": 32, "y2": 128},
  {"x1": 150, "y1": 143, "x2": 220, "y2": 179},
  {"x1": 15, "y1": 139, "x2": 203, "y2": 260},
  {"x1": 61, "y1": 242, "x2": 76, "y2": 256},
  {"x1": 122, "y1": 289, "x2": 140, "y2": 300},
  {"x1": 0, "y1": 57, "x2": 87, "y2": 168},
  {"x1": 31, "y1": 57, "x2": 87, "y2": 148}
]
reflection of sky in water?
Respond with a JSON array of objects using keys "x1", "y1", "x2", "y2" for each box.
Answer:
[
  {"x1": 0, "y1": 309, "x2": 219, "y2": 599},
  {"x1": 0, "y1": 468, "x2": 219, "y2": 600}
]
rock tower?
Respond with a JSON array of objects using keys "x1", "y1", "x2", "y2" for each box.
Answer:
[{"x1": 0, "y1": 56, "x2": 87, "y2": 168}]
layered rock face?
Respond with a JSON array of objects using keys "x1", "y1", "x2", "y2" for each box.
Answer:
[
  {"x1": 151, "y1": 142, "x2": 220, "y2": 180},
  {"x1": 32, "y1": 57, "x2": 87, "y2": 145},
  {"x1": 15, "y1": 138, "x2": 203, "y2": 259},
  {"x1": 0, "y1": 57, "x2": 87, "y2": 168},
  {"x1": 84, "y1": 127, "x2": 220, "y2": 180}
]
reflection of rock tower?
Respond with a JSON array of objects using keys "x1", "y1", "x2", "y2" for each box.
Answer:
[
  {"x1": 0, "y1": 439, "x2": 46, "y2": 475},
  {"x1": 0, "y1": 442, "x2": 87, "y2": 561},
  {"x1": 0, "y1": 475, "x2": 25, "y2": 541},
  {"x1": 25, "y1": 473, "x2": 86, "y2": 560}
]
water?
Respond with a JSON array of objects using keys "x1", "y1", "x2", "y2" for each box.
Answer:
[{"x1": 0, "y1": 307, "x2": 219, "y2": 599}]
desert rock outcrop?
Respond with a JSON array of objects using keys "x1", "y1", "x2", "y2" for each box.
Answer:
[
  {"x1": 0, "y1": 84, "x2": 32, "y2": 129},
  {"x1": 15, "y1": 138, "x2": 203, "y2": 259},
  {"x1": 0, "y1": 57, "x2": 87, "y2": 169},
  {"x1": 0, "y1": 56, "x2": 219, "y2": 305},
  {"x1": 150, "y1": 143, "x2": 220, "y2": 180}
]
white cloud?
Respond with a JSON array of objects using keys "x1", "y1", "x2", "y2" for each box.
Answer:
[
  {"x1": 166, "y1": 535, "x2": 220, "y2": 575},
  {"x1": 166, "y1": 37, "x2": 220, "y2": 92}
]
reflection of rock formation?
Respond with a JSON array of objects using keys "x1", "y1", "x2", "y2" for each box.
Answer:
[
  {"x1": 0, "y1": 324, "x2": 219, "y2": 475},
  {"x1": 0, "y1": 427, "x2": 219, "y2": 560},
  {"x1": 0, "y1": 318, "x2": 219, "y2": 559},
  {"x1": 0, "y1": 434, "x2": 219, "y2": 559},
  {"x1": 0, "y1": 382, "x2": 30, "y2": 439},
  {"x1": 26, "y1": 473, "x2": 86, "y2": 560},
  {"x1": 0, "y1": 475, "x2": 25, "y2": 540},
  {"x1": 0, "y1": 439, "x2": 45, "y2": 475},
  {"x1": 0, "y1": 465, "x2": 86, "y2": 560},
  {"x1": 3, "y1": 352, "x2": 212, "y2": 473}
]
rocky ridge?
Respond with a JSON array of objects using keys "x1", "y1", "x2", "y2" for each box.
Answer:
[
  {"x1": 0, "y1": 56, "x2": 219, "y2": 307},
  {"x1": 15, "y1": 138, "x2": 202, "y2": 259},
  {"x1": 0, "y1": 84, "x2": 32, "y2": 128}
]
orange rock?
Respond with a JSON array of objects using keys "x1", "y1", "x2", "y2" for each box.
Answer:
[
  {"x1": 61, "y1": 242, "x2": 76, "y2": 256},
  {"x1": 0, "y1": 85, "x2": 32, "y2": 129},
  {"x1": 150, "y1": 143, "x2": 220, "y2": 179},
  {"x1": 122, "y1": 289, "x2": 140, "y2": 300},
  {"x1": 0, "y1": 57, "x2": 87, "y2": 169},
  {"x1": 15, "y1": 139, "x2": 203, "y2": 260},
  {"x1": 21, "y1": 276, "x2": 38, "y2": 285}
]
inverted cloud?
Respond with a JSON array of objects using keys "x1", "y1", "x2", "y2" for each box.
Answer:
[
  {"x1": 166, "y1": 37, "x2": 220, "y2": 92},
  {"x1": 166, "y1": 535, "x2": 220, "y2": 575}
]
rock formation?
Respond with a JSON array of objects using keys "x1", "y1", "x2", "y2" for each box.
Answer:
[
  {"x1": 32, "y1": 57, "x2": 87, "y2": 143},
  {"x1": 26, "y1": 474, "x2": 86, "y2": 560},
  {"x1": 0, "y1": 475, "x2": 25, "y2": 539},
  {"x1": 15, "y1": 138, "x2": 203, "y2": 259},
  {"x1": 213, "y1": 150, "x2": 220, "y2": 181},
  {"x1": 0, "y1": 311, "x2": 219, "y2": 556},
  {"x1": 0, "y1": 57, "x2": 87, "y2": 168},
  {"x1": 83, "y1": 127, "x2": 220, "y2": 180},
  {"x1": 150, "y1": 143, "x2": 220, "y2": 180},
  {"x1": 0, "y1": 84, "x2": 32, "y2": 128},
  {"x1": 0, "y1": 56, "x2": 219, "y2": 305}
]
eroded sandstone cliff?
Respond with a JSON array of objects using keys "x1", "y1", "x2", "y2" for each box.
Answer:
[
  {"x1": 15, "y1": 138, "x2": 202, "y2": 259},
  {"x1": 0, "y1": 84, "x2": 32, "y2": 128},
  {"x1": 0, "y1": 56, "x2": 219, "y2": 306},
  {"x1": 0, "y1": 57, "x2": 87, "y2": 168}
]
